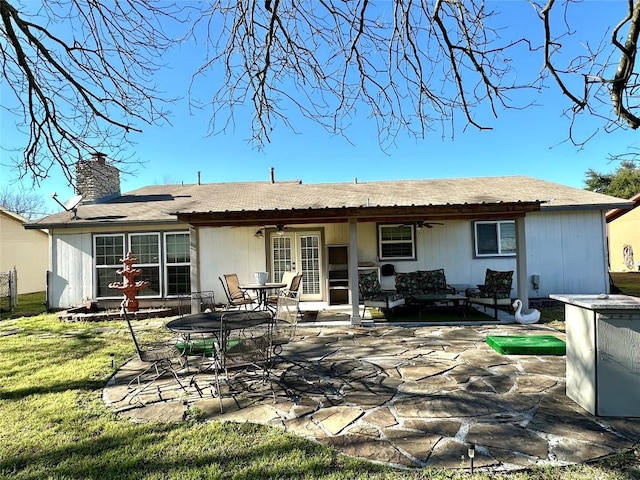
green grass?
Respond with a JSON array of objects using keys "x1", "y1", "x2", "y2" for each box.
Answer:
[
  {"x1": 0, "y1": 291, "x2": 47, "y2": 320},
  {"x1": 611, "y1": 272, "x2": 640, "y2": 297},
  {"x1": 0, "y1": 312, "x2": 638, "y2": 479}
]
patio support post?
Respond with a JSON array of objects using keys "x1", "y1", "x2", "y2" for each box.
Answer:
[
  {"x1": 349, "y1": 218, "x2": 361, "y2": 325},
  {"x1": 515, "y1": 217, "x2": 529, "y2": 309},
  {"x1": 189, "y1": 226, "x2": 201, "y2": 312}
]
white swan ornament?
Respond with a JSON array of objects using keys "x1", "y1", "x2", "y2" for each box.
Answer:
[{"x1": 512, "y1": 299, "x2": 541, "y2": 324}]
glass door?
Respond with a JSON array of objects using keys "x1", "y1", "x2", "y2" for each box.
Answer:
[{"x1": 270, "y1": 231, "x2": 322, "y2": 301}]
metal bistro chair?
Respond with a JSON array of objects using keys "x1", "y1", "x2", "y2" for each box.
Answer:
[
  {"x1": 210, "y1": 309, "x2": 274, "y2": 412},
  {"x1": 177, "y1": 290, "x2": 216, "y2": 317},
  {"x1": 271, "y1": 291, "x2": 301, "y2": 359},
  {"x1": 220, "y1": 274, "x2": 256, "y2": 310},
  {"x1": 266, "y1": 272, "x2": 302, "y2": 312},
  {"x1": 121, "y1": 308, "x2": 187, "y2": 404}
]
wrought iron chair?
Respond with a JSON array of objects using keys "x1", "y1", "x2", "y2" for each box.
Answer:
[
  {"x1": 219, "y1": 274, "x2": 255, "y2": 309},
  {"x1": 177, "y1": 290, "x2": 216, "y2": 316},
  {"x1": 271, "y1": 291, "x2": 300, "y2": 357},
  {"x1": 121, "y1": 308, "x2": 187, "y2": 404},
  {"x1": 266, "y1": 272, "x2": 302, "y2": 311},
  {"x1": 210, "y1": 309, "x2": 274, "y2": 411}
]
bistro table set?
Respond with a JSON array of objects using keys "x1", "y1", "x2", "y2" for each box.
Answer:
[{"x1": 124, "y1": 273, "x2": 299, "y2": 411}]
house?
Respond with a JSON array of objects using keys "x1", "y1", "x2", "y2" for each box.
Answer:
[
  {"x1": 26, "y1": 156, "x2": 633, "y2": 323},
  {"x1": 606, "y1": 193, "x2": 640, "y2": 272},
  {"x1": 0, "y1": 206, "x2": 48, "y2": 294}
]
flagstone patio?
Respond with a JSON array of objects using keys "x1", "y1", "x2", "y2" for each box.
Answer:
[{"x1": 103, "y1": 321, "x2": 640, "y2": 472}]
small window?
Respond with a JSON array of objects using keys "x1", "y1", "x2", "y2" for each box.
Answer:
[
  {"x1": 474, "y1": 220, "x2": 516, "y2": 257},
  {"x1": 378, "y1": 224, "x2": 416, "y2": 260}
]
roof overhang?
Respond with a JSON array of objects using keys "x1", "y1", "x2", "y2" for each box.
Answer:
[
  {"x1": 605, "y1": 194, "x2": 640, "y2": 223},
  {"x1": 175, "y1": 201, "x2": 543, "y2": 227}
]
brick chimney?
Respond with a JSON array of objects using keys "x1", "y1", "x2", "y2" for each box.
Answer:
[{"x1": 75, "y1": 153, "x2": 121, "y2": 204}]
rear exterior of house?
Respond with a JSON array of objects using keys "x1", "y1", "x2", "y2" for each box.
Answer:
[
  {"x1": 27, "y1": 157, "x2": 632, "y2": 317},
  {"x1": 43, "y1": 211, "x2": 607, "y2": 312}
]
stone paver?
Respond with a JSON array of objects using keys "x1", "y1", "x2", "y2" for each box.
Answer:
[{"x1": 103, "y1": 323, "x2": 640, "y2": 472}]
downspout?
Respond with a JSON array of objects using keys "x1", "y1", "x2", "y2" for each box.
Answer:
[
  {"x1": 349, "y1": 218, "x2": 361, "y2": 325},
  {"x1": 515, "y1": 217, "x2": 529, "y2": 309}
]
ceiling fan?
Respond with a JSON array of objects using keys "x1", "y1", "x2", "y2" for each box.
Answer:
[
  {"x1": 400, "y1": 221, "x2": 444, "y2": 229},
  {"x1": 254, "y1": 224, "x2": 287, "y2": 237}
]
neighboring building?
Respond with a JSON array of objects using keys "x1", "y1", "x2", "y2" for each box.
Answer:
[
  {"x1": 0, "y1": 207, "x2": 48, "y2": 294},
  {"x1": 606, "y1": 193, "x2": 640, "y2": 272},
  {"x1": 26, "y1": 156, "x2": 633, "y2": 322}
]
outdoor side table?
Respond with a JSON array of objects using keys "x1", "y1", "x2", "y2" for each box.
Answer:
[{"x1": 550, "y1": 294, "x2": 640, "y2": 417}]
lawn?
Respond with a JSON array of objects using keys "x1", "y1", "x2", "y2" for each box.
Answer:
[{"x1": 1, "y1": 309, "x2": 639, "y2": 479}]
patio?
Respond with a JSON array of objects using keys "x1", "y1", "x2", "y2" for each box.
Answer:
[{"x1": 103, "y1": 320, "x2": 640, "y2": 472}]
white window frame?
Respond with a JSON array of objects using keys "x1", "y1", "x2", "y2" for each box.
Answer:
[
  {"x1": 473, "y1": 220, "x2": 516, "y2": 257},
  {"x1": 94, "y1": 233, "x2": 125, "y2": 299},
  {"x1": 378, "y1": 224, "x2": 416, "y2": 261},
  {"x1": 129, "y1": 233, "x2": 162, "y2": 298},
  {"x1": 93, "y1": 231, "x2": 191, "y2": 299},
  {"x1": 164, "y1": 232, "x2": 191, "y2": 297}
]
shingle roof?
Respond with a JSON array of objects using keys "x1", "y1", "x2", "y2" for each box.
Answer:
[{"x1": 26, "y1": 176, "x2": 633, "y2": 228}]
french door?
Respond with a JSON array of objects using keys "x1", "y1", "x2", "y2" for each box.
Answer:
[{"x1": 270, "y1": 231, "x2": 322, "y2": 301}]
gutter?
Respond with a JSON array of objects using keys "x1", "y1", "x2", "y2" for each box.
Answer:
[{"x1": 24, "y1": 219, "x2": 187, "y2": 230}]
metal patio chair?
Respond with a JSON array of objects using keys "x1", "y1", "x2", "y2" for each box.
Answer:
[
  {"x1": 122, "y1": 308, "x2": 187, "y2": 404},
  {"x1": 177, "y1": 290, "x2": 216, "y2": 316},
  {"x1": 220, "y1": 274, "x2": 255, "y2": 309}
]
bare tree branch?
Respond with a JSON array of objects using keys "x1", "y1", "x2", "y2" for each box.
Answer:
[
  {"x1": 2, "y1": 0, "x2": 640, "y2": 184},
  {"x1": 0, "y1": 0, "x2": 189, "y2": 185}
]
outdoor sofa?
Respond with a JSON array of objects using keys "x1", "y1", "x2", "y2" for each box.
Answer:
[{"x1": 394, "y1": 268, "x2": 457, "y2": 303}]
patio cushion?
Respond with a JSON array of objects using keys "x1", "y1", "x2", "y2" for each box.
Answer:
[
  {"x1": 469, "y1": 268, "x2": 513, "y2": 299},
  {"x1": 395, "y1": 269, "x2": 454, "y2": 298},
  {"x1": 359, "y1": 271, "x2": 382, "y2": 299}
]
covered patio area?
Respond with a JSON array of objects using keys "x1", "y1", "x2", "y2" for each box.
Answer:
[{"x1": 103, "y1": 321, "x2": 640, "y2": 472}]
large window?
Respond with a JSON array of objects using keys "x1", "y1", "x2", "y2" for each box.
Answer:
[
  {"x1": 95, "y1": 234, "x2": 125, "y2": 297},
  {"x1": 94, "y1": 231, "x2": 190, "y2": 298},
  {"x1": 165, "y1": 232, "x2": 190, "y2": 296},
  {"x1": 378, "y1": 224, "x2": 416, "y2": 260},
  {"x1": 474, "y1": 220, "x2": 516, "y2": 257},
  {"x1": 129, "y1": 233, "x2": 161, "y2": 296}
]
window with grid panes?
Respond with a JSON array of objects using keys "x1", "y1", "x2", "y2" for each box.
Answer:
[
  {"x1": 378, "y1": 224, "x2": 415, "y2": 260},
  {"x1": 94, "y1": 234, "x2": 125, "y2": 297},
  {"x1": 165, "y1": 232, "x2": 190, "y2": 295}
]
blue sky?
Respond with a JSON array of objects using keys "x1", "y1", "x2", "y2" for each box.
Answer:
[{"x1": 1, "y1": 1, "x2": 637, "y2": 215}]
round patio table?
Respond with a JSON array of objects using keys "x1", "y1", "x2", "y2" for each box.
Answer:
[{"x1": 239, "y1": 283, "x2": 287, "y2": 310}]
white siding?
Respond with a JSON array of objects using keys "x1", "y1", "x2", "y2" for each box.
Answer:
[
  {"x1": 47, "y1": 210, "x2": 610, "y2": 309},
  {"x1": 50, "y1": 232, "x2": 93, "y2": 308},
  {"x1": 526, "y1": 210, "x2": 608, "y2": 297},
  {"x1": 197, "y1": 227, "x2": 267, "y2": 303}
]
